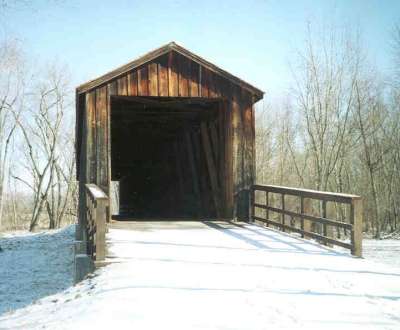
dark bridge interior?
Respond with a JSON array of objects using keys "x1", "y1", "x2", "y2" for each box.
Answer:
[{"x1": 111, "y1": 96, "x2": 221, "y2": 220}]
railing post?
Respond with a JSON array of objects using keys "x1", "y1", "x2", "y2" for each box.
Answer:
[
  {"x1": 301, "y1": 197, "x2": 311, "y2": 237},
  {"x1": 95, "y1": 199, "x2": 107, "y2": 261},
  {"x1": 300, "y1": 196, "x2": 304, "y2": 237},
  {"x1": 265, "y1": 191, "x2": 269, "y2": 227},
  {"x1": 322, "y1": 200, "x2": 327, "y2": 237},
  {"x1": 350, "y1": 198, "x2": 363, "y2": 257},
  {"x1": 281, "y1": 194, "x2": 285, "y2": 232},
  {"x1": 250, "y1": 187, "x2": 255, "y2": 223},
  {"x1": 86, "y1": 195, "x2": 92, "y2": 257}
]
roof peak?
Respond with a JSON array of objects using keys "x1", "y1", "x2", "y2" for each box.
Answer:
[{"x1": 76, "y1": 42, "x2": 264, "y2": 99}]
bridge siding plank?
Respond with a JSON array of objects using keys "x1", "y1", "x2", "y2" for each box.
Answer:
[
  {"x1": 95, "y1": 86, "x2": 108, "y2": 192},
  {"x1": 189, "y1": 61, "x2": 200, "y2": 97},
  {"x1": 178, "y1": 54, "x2": 189, "y2": 97},
  {"x1": 158, "y1": 55, "x2": 169, "y2": 97},
  {"x1": 86, "y1": 91, "x2": 96, "y2": 184},
  {"x1": 117, "y1": 75, "x2": 128, "y2": 96},
  {"x1": 168, "y1": 51, "x2": 179, "y2": 97},
  {"x1": 137, "y1": 65, "x2": 149, "y2": 96},
  {"x1": 148, "y1": 61, "x2": 158, "y2": 96},
  {"x1": 127, "y1": 71, "x2": 138, "y2": 96}
]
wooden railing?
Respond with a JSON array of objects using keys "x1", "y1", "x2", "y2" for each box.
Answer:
[
  {"x1": 85, "y1": 184, "x2": 108, "y2": 262},
  {"x1": 251, "y1": 185, "x2": 363, "y2": 257}
]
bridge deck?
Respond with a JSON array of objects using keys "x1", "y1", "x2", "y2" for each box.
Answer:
[{"x1": 100, "y1": 221, "x2": 400, "y2": 329}]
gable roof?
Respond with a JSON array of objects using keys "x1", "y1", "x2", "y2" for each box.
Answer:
[{"x1": 76, "y1": 42, "x2": 264, "y2": 100}]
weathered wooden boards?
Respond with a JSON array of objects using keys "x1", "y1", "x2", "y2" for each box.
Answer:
[{"x1": 76, "y1": 48, "x2": 262, "y2": 220}]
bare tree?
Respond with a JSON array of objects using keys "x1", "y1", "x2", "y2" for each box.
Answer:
[
  {"x1": 13, "y1": 64, "x2": 73, "y2": 231},
  {"x1": 353, "y1": 77, "x2": 388, "y2": 238},
  {"x1": 0, "y1": 39, "x2": 23, "y2": 229},
  {"x1": 291, "y1": 24, "x2": 362, "y2": 192}
]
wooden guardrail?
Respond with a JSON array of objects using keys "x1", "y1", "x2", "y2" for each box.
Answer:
[
  {"x1": 251, "y1": 185, "x2": 363, "y2": 257},
  {"x1": 85, "y1": 184, "x2": 108, "y2": 261}
]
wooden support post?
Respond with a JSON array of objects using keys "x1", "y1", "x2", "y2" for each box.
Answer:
[
  {"x1": 301, "y1": 197, "x2": 311, "y2": 237},
  {"x1": 351, "y1": 198, "x2": 363, "y2": 257},
  {"x1": 322, "y1": 200, "x2": 328, "y2": 245},
  {"x1": 322, "y1": 201, "x2": 327, "y2": 235},
  {"x1": 300, "y1": 196, "x2": 305, "y2": 237},
  {"x1": 201, "y1": 121, "x2": 221, "y2": 218},
  {"x1": 95, "y1": 199, "x2": 107, "y2": 261},
  {"x1": 281, "y1": 194, "x2": 285, "y2": 232},
  {"x1": 250, "y1": 186, "x2": 255, "y2": 223},
  {"x1": 322, "y1": 200, "x2": 333, "y2": 246},
  {"x1": 209, "y1": 121, "x2": 219, "y2": 170},
  {"x1": 184, "y1": 130, "x2": 201, "y2": 217},
  {"x1": 218, "y1": 104, "x2": 226, "y2": 216},
  {"x1": 265, "y1": 192, "x2": 269, "y2": 227},
  {"x1": 193, "y1": 131, "x2": 209, "y2": 217}
]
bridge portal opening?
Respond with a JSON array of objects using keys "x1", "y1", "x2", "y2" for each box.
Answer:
[{"x1": 111, "y1": 96, "x2": 225, "y2": 220}]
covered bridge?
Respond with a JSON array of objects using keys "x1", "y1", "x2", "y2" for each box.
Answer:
[
  {"x1": 75, "y1": 42, "x2": 362, "y2": 267},
  {"x1": 76, "y1": 42, "x2": 263, "y2": 222}
]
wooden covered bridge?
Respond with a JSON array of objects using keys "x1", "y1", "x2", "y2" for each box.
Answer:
[{"x1": 75, "y1": 42, "x2": 363, "y2": 270}]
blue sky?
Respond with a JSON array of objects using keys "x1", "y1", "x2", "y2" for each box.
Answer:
[{"x1": 1, "y1": 0, "x2": 399, "y2": 102}]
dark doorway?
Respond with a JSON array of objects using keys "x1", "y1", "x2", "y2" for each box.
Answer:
[{"x1": 111, "y1": 96, "x2": 223, "y2": 220}]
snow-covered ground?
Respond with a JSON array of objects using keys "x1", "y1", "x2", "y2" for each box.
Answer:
[
  {"x1": 0, "y1": 226, "x2": 74, "y2": 315},
  {"x1": 363, "y1": 239, "x2": 400, "y2": 268},
  {"x1": 0, "y1": 221, "x2": 399, "y2": 330}
]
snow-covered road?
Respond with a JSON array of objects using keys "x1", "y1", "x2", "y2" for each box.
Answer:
[{"x1": 1, "y1": 221, "x2": 399, "y2": 329}]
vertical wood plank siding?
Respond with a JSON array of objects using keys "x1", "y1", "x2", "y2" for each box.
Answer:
[
  {"x1": 86, "y1": 92, "x2": 97, "y2": 184},
  {"x1": 148, "y1": 62, "x2": 158, "y2": 96},
  {"x1": 158, "y1": 55, "x2": 169, "y2": 96},
  {"x1": 189, "y1": 61, "x2": 199, "y2": 97},
  {"x1": 178, "y1": 54, "x2": 189, "y2": 97},
  {"x1": 95, "y1": 86, "x2": 108, "y2": 191},
  {"x1": 137, "y1": 65, "x2": 149, "y2": 96},
  {"x1": 77, "y1": 50, "x2": 258, "y2": 220},
  {"x1": 127, "y1": 71, "x2": 138, "y2": 96},
  {"x1": 168, "y1": 52, "x2": 179, "y2": 96}
]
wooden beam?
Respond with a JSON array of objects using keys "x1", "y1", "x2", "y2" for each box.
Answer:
[
  {"x1": 192, "y1": 130, "x2": 209, "y2": 217},
  {"x1": 252, "y1": 216, "x2": 353, "y2": 250},
  {"x1": 217, "y1": 100, "x2": 226, "y2": 217},
  {"x1": 254, "y1": 204, "x2": 352, "y2": 230},
  {"x1": 174, "y1": 141, "x2": 184, "y2": 204},
  {"x1": 201, "y1": 121, "x2": 221, "y2": 218},
  {"x1": 184, "y1": 130, "x2": 201, "y2": 217},
  {"x1": 223, "y1": 99, "x2": 234, "y2": 218},
  {"x1": 209, "y1": 121, "x2": 219, "y2": 170},
  {"x1": 252, "y1": 184, "x2": 362, "y2": 204},
  {"x1": 351, "y1": 199, "x2": 363, "y2": 257}
]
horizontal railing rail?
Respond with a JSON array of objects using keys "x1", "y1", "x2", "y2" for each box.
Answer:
[
  {"x1": 251, "y1": 184, "x2": 363, "y2": 256},
  {"x1": 85, "y1": 184, "x2": 108, "y2": 262}
]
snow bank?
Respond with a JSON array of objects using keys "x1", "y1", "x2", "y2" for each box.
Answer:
[
  {"x1": 1, "y1": 222, "x2": 399, "y2": 329},
  {"x1": 0, "y1": 225, "x2": 75, "y2": 315},
  {"x1": 363, "y1": 239, "x2": 400, "y2": 268}
]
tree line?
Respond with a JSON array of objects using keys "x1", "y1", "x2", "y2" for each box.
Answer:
[{"x1": 256, "y1": 24, "x2": 400, "y2": 238}]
